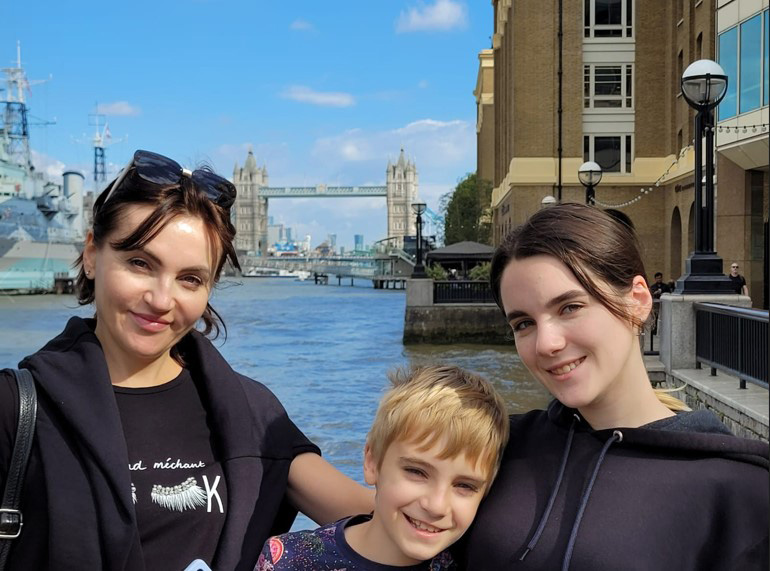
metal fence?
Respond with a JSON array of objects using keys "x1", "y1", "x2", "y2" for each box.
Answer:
[
  {"x1": 694, "y1": 302, "x2": 769, "y2": 389},
  {"x1": 643, "y1": 299, "x2": 661, "y2": 355},
  {"x1": 433, "y1": 280, "x2": 495, "y2": 304}
]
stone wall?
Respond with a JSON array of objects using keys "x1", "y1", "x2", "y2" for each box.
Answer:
[
  {"x1": 661, "y1": 372, "x2": 768, "y2": 441},
  {"x1": 403, "y1": 304, "x2": 510, "y2": 345},
  {"x1": 404, "y1": 278, "x2": 511, "y2": 344}
]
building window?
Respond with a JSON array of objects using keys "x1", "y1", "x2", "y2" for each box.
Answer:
[
  {"x1": 584, "y1": 134, "x2": 633, "y2": 173},
  {"x1": 584, "y1": 64, "x2": 633, "y2": 108},
  {"x1": 584, "y1": 0, "x2": 633, "y2": 39},
  {"x1": 740, "y1": 14, "x2": 762, "y2": 113},
  {"x1": 718, "y1": 10, "x2": 769, "y2": 120}
]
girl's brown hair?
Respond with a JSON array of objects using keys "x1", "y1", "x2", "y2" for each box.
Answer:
[{"x1": 491, "y1": 203, "x2": 645, "y2": 328}]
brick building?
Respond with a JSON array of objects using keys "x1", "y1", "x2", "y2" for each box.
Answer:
[{"x1": 479, "y1": 0, "x2": 768, "y2": 307}]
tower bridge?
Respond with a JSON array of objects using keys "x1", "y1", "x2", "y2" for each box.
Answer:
[
  {"x1": 232, "y1": 148, "x2": 418, "y2": 257},
  {"x1": 259, "y1": 185, "x2": 386, "y2": 198}
]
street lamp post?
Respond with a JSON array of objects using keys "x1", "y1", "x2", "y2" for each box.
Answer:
[
  {"x1": 411, "y1": 202, "x2": 427, "y2": 278},
  {"x1": 541, "y1": 195, "x2": 557, "y2": 208},
  {"x1": 578, "y1": 161, "x2": 602, "y2": 205},
  {"x1": 676, "y1": 59, "x2": 734, "y2": 293}
]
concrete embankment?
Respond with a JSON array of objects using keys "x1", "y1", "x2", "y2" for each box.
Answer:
[{"x1": 403, "y1": 304, "x2": 510, "y2": 344}]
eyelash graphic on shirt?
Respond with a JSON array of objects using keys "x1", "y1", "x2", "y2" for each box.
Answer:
[
  {"x1": 131, "y1": 483, "x2": 137, "y2": 504},
  {"x1": 150, "y1": 477, "x2": 207, "y2": 512}
]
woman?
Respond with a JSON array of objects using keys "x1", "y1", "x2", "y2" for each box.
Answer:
[
  {"x1": 462, "y1": 203, "x2": 768, "y2": 570},
  {"x1": 0, "y1": 150, "x2": 372, "y2": 571}
]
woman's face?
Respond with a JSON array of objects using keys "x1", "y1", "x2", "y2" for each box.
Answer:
[
  {"x1": 498, "y1": 255, "x2": 648, "y2": 413},
  {"x1": 83, "y1": 204, "x2": 218, "y2": 367}
]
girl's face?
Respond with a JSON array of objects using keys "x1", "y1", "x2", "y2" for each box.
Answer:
[
  {"x1": 498, "y1": 255, "x2": 650, "y2": 414},
  {"x1": 83, "y1": 204, "x2": 218, "y2": 369}
]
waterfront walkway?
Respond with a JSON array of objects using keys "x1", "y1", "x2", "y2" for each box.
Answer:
[{"x1": 644, "y1": 354, "x2": 768, "y2": 440}]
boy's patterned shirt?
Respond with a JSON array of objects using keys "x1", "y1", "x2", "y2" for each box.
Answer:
[{"x1": 255, "y1": 514, "x2": 456, "y2": 571}]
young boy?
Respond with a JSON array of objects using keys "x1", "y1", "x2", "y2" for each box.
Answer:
[{"x1": 256, "y1": 365, "x2": 509, "y2": 570}]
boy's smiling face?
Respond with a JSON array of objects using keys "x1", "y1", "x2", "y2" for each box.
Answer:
[{"x1": 360, "y1": 437, "x2": 489, "y2": 566}]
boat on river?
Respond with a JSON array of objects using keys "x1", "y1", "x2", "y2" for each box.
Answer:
[{"x1": 243, "y1": 267, "x2": 310, "y2": 280}]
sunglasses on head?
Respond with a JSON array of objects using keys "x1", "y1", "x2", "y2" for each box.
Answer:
[{"x1": 102, "y1": 150, "x2": 236, "y2": 209}]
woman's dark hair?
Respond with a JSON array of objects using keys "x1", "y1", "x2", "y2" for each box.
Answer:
[
  {"x1": 75, "y1": 164, "x2": 241, "y2": 339},
  {"x1": 490, "y1": 203, "x2": 646, "y2": 328}
]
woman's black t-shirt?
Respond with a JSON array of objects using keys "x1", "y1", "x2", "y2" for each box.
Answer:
[{"x1": 114, "y1": 369, "x2": 226, "y2": 571}]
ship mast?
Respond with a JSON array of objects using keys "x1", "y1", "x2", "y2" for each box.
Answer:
[
  {"x1": 1, "y1": 41, "x2": 32, "y2": 169},
  {"x1": 89, "y1": 110, "x2": 107, "y2": 185},
  {"x1": 87, "y1": 105, "x2": 124, "y2": 189}
]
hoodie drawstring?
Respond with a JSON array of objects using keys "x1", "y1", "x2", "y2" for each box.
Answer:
[
  {"x1": 519, "y1": 414, "x2": 580, "y2": 562},
  {"x1": 561, "y1": 429, "x2": 623, "y2": 571}
]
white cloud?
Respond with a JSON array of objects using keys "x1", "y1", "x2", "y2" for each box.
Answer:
[
  {"x1": 95, "y1": 101, "x2": 141, "y2": 116},
  {"x1": 281, "y1": 86, "x2": 356, "y2": 107},
  {"x1": 211, "y1": 142, "x2": 293, "y2": 179},
  {"x1": 396, "y1": 0, "x2": 468, "y2": 33},
  {"x1": 290, "y1": 19, "x2": 314, "y2": 31},
  {"x1": 30, "y1": 149, "x2": 66, "y2": 181},
  {"x1": 311, "y1": 118, "x2": 474, "y2": 173}
]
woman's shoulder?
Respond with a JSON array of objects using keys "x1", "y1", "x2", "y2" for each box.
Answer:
[{"x1": 232, "y1": 372, "x2": 290, "y2": 416}]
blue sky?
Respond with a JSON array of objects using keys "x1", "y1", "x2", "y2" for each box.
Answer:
[{"x1": 8, "y1": 0, "x2": 492, "y2": 249}]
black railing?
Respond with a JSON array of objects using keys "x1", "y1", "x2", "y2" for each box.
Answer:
[
  {"x1": 694, "y1": 302, "x2": 769, "y2": 389},
  {"x1": 433, "y1": 280, "x2": 495, "y2": 304},
  {"x1": 643, "y1": 299, "x2": 661, "y2": 355}
]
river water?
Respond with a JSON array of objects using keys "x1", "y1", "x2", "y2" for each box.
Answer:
[{"x1": 0, "y1": 278, "x2": 550, "y2": 529}]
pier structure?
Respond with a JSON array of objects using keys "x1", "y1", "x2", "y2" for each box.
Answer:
[
  {"x1": 232, "y1": 148, "x2": 418, "y2": 258},
  {"x1": 238, "y1": 249, "x2": 413, "y2": 289}
]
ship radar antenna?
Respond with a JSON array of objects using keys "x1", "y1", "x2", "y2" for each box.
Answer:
[
  {"x1": 1, "y1": 41, "x2": 52, "y2": 170},
  {"x1": 83, "y1": 103, "x2": 127, "y2": 188}
]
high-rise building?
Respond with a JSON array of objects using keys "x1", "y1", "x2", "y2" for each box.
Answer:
[
  {"x1": 354, "y1": 234, "x2": 365, "y2": 252},
  {"x1": 480, "y1": 0, "x2": 767, "y2": 306},
  {"x1": 267, "y1": 223, "x2": 283, "y2": 249}
]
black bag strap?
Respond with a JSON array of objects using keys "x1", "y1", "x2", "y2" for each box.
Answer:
[{"x1": 0, "y1": 369, "x2": 37, "y2": 569}]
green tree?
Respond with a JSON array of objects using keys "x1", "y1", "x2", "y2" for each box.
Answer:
[
  {"x1": 440, "y1": 173, "x2": 493, "y2": 245},
  {"x1": 425, "y1": 263, "x2": 448, "y2": 280},
  {"x1": 468, "y1": 261, "x2": 491, "y2": 281}
]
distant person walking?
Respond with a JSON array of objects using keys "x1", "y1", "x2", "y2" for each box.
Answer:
[{"x1": 729, "y1": 262, "x2": 749, "y2": 296}]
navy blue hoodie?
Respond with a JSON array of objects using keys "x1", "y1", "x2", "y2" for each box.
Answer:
[
  {"x1": 0, "y1": 317, "x2": 319, "y2": 570},
  {"x1": 461, "y1": 400, "x2": 769, "y2": 570}
]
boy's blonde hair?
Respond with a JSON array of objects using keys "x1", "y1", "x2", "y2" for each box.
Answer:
[{"x1": 366, "y1": 365, "x2": 510, "y2": 484}]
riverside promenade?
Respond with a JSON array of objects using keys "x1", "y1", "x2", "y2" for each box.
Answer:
[{"x1": 645, "y1": 354, "x2": 768, "y2": 441}]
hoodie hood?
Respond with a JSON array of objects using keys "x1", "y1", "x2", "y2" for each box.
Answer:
[
  {"x1": 19, "y1": 317, "x2": 142, "y2": 570},
  {"x1": 546, "y1": 399, "x2": 769, "y2": 469}
]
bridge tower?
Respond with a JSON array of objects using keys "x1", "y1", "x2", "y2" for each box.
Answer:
[
  {"x1": 233, "y1": 149, "x2": 269, "y2": 256},
  {"x1": 385, "y1": 148, "x2": 418, "y2": 249}
]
